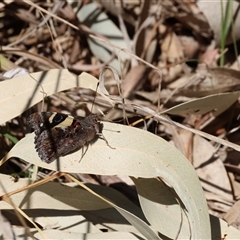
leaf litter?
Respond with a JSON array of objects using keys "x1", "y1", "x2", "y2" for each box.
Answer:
[{"x1": 0, "y1": 1, "x2": 240, "y2": 239}]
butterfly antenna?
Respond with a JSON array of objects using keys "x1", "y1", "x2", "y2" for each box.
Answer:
[{"x1": 90, "y1": 82, "x2": 99, "y2": 114}]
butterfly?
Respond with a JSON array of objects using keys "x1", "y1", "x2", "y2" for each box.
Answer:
[{"x1": 27, "y1": 112, "x2": 99, "y2": 163}]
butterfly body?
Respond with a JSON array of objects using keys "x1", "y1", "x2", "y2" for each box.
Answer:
[{"x1": 27, "y1": 112, "x2": 99, "y2": 163}]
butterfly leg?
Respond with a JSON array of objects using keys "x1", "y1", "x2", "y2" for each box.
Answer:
[
  {"x1": 97, "y1": 133, "x2": 115, "y2": 149},
  {"x1": 79, "y1": 144, "x2": 89, "y2": 162}
]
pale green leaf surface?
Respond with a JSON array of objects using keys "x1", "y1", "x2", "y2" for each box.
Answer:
[
  {"x1": 0, "y1": 69, "x2": 113, "y2": 125},
  {"x1": 133, "y1": 178, "x2": 190, "y2": 239},
  {"x1": 85, "y1": 183, "x2": 147, "y2": 221},
  {"x1": 12, "y1": 227, "x2": 140, "y2": 240},
  {"x1": 163, "y1": 92, "x2": 239, "y2": 117},
  {"x1": 0, "y1": 182, "x2": 109, "y2": 211},
  {"x1": 76, "y1": 2, "x2": 130, "y2": 73},
  {"x1": 33, "y1": 214, "x2": 100, "y2": 234},
  {"x1": 0, "y1": 174, "x2": 152, "y2": 238},
  {"x1": 34, "y1": 230, "x2": 140, "y2": 240},
  {"x1": 83, "y1": 208, "x2": 146, "y2": 236},
  {"x1": 63, "y1": 180, "x2": 160, "y2": 239},
  {"x1": 2, "y1": 121, "x2": 211, "y2": 239},
  {"x1": 110, "y1": 205, "x2": 160, "y2": 239},
  {"x1": 0, "y1": 174, "x2": 141, "y2": 215},
  {"x1": 0, "y1": 202, "x2": 145, "y2": 238},
  {"x1": 33, "y1": 209, "x2": 142, "y2": 236}
]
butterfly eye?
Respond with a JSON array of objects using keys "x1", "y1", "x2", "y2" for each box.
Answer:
[{"x1": 52, "y1": 114, "x2": 67, "y2": 124}]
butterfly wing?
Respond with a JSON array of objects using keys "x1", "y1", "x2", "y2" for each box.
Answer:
[
  {"x1": 33, "y1": 126, "x2": 87, "y2": 163},
  {"x1": 27, "y1": 112, "x2": 99, "y2": 163}
]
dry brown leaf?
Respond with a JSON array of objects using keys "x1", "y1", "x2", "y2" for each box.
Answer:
[
  {"x1": 170, "y1": 67, "x2": 240, "y2": 97},
  {"x1": 228, "y1": 172, "x2": 240, "y2": 200},
  {"x1": 161, "y1": 32, "x2": 184, "y2": 63},
  {"x1": 224, "y1": 200, "x2": 240, "y2": 230},
  {"x1": 122, "y1": 65, "x2": 149, "y2": 98},
  {"x1": 193, "y1": 135, "x2": 233, "y2": 203},
  {"x1": 177, "y1": 129, "x2": 194, "y2": 162},
  {"x1": 206, "y1": 192, "x2": 232, "y2": 214}
]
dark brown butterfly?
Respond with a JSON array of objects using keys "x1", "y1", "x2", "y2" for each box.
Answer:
[{"x1": 27, "y1": 112, "x2": 99, "y2": 163}]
